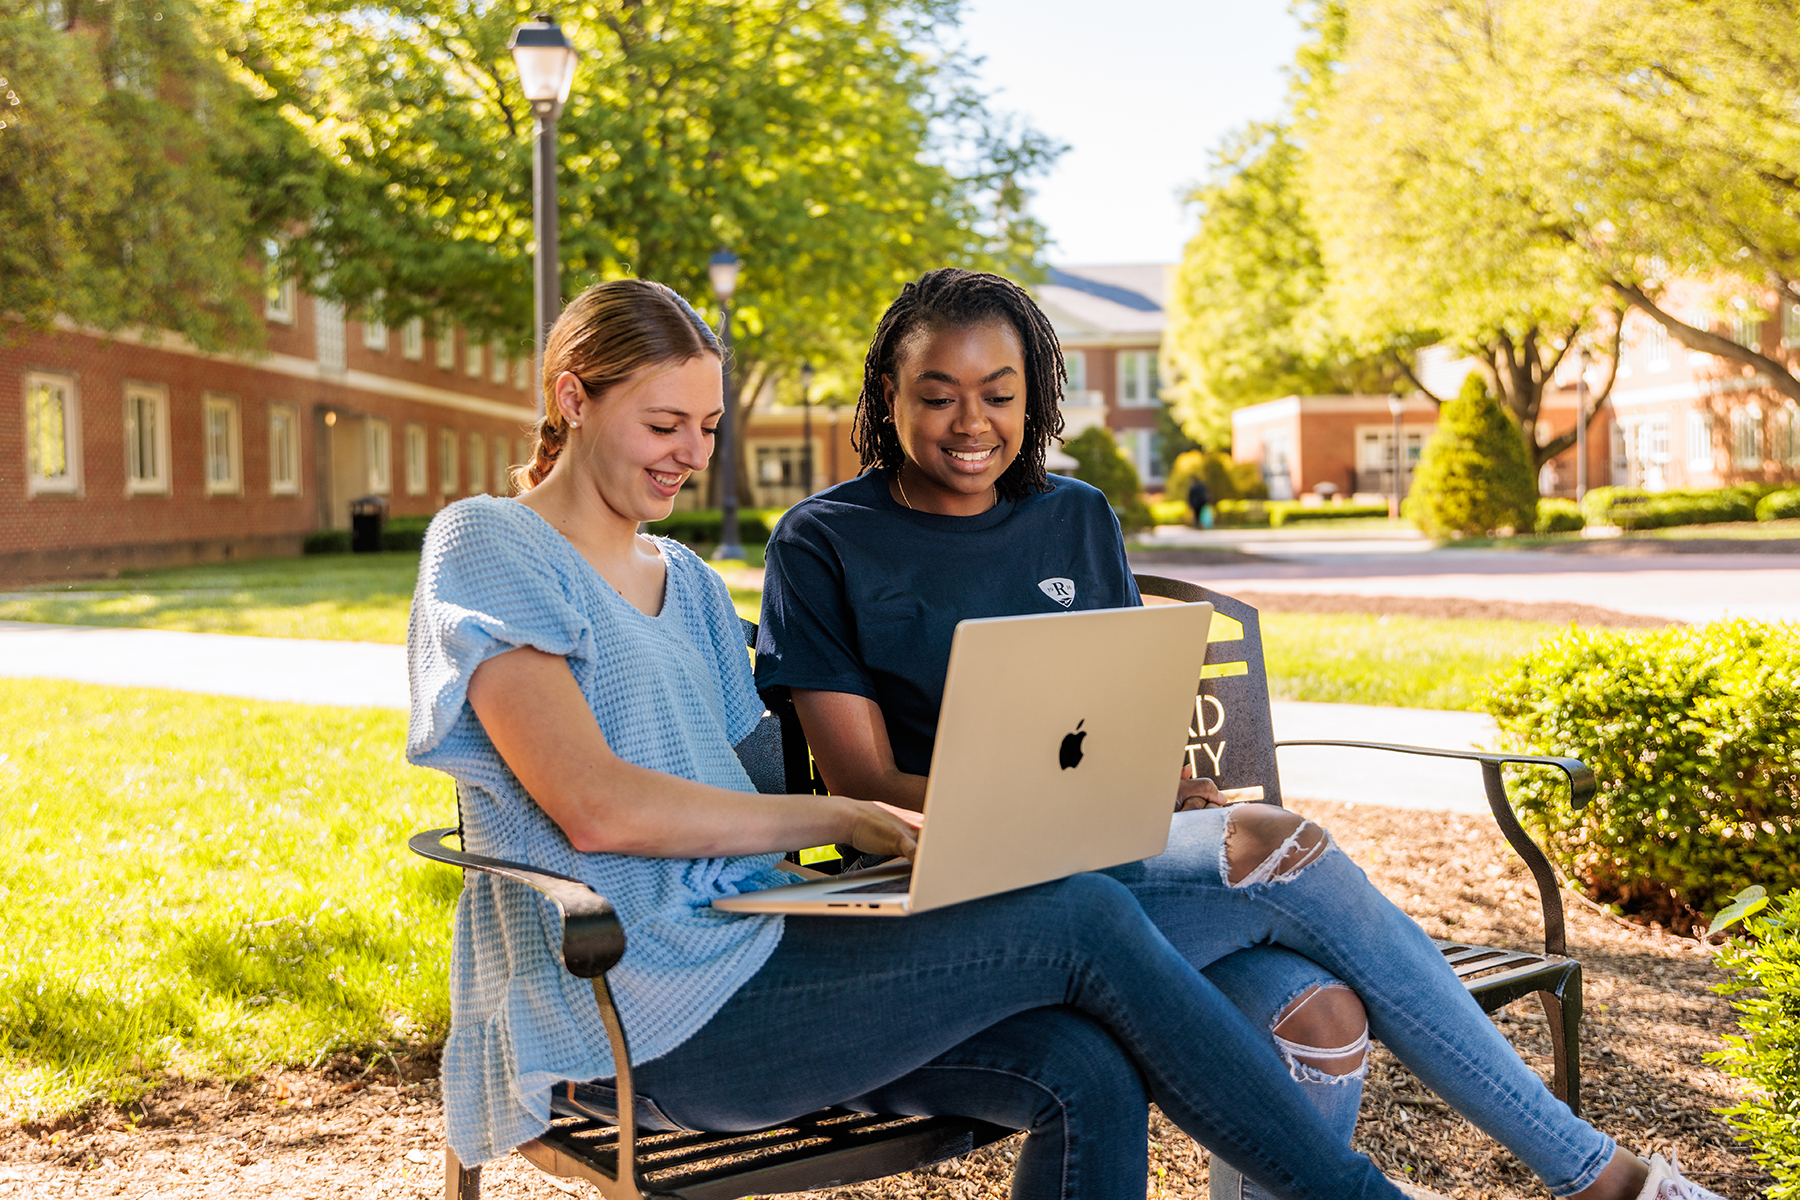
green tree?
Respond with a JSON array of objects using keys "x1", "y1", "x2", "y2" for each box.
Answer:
[
  {"x1": 1063, "y1": 427, "x2": 1151, "y2": 531},
  {"x1": 1297, "y1": 0, "x2": 1626, "y2": 471},
  {"x1": 223, "y1": 0, "x2": 1060, "y2": 501},
  {"x1": 1164, "y1": 121, "x2": 1410, "y2": 446},
  {"x1": 0, "y1": 0, "x2": 318, "y2": 350},
  {"x1": 1406, "y1": 375, "x2": 1537, "y2": 538}
]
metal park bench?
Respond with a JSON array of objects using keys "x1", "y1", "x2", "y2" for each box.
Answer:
[
  {"x1": 408, "y1": 575, "x2": 1593, "y2": 1199},
  {"x1": 1137, "y1": 574, "x2": 1593, "y2": 1116}
]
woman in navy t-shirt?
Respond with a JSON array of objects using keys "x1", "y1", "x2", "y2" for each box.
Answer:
[{"x1": 755, "y1": 269, "x2": 1685, "y2": 1200}]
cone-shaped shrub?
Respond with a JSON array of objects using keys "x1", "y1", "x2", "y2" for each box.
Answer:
[{"x1": 1407, "y1": 375, "x2": 1538, "y2": 537}]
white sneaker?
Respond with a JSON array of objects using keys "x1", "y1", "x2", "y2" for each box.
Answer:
[
  {"x1": 1634, "y1": 1154, "x2": 1725, "y2": 1200},
  {"x1": 1390, "y1": 1178, "x2": 1452, "y2": 1200}
]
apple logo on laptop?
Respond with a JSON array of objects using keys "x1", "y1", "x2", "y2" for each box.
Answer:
[{"x1": 1059, "y1": 720, "x2": 1086, "y2": 770}]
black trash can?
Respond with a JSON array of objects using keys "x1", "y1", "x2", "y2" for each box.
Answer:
[{"x1": 350, "y1": 495, "x2": 389, "y2": 553}]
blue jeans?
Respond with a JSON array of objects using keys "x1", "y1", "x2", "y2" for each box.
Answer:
[
  {"x1": 633, "y1": 871, "x2": 1406, "y2": 1200},
  {"x1": 1102, "y1": 808, "x2": 1614, "y2": 1197}
]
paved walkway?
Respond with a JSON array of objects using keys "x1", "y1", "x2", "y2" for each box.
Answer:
[
  {"x1": 1134, "y1": 527, "x2": 1800, "y2": 623},
  {"x1": 0, "y1": 621, "x2": 1497, "y2": 814}
]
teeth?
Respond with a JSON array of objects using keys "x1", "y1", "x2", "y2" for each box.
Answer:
[
  {"x1": 947, "y1": 448, "x2": 993, "y2": 462},
  {"x1": 649, "y1": 471, "x2": 682, "y2": 486}
]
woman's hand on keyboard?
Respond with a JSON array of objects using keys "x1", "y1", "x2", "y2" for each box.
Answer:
[{"x1": 842, "y1": 799, "x2": 925, "y2": 861}]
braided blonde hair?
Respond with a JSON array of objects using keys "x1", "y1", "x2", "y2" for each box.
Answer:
[{"x1": 512, "y1": 279, "x2": 723, "y2": 492}]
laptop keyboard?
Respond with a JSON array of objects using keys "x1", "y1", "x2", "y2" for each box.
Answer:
[{"x1": 832, "y1": 872, "x2": 914, "y2": 895}]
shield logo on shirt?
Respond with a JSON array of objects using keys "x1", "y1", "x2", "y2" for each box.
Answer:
[{"x1": 1038, "y1": 577, "x2": 1075, "y2": 608}]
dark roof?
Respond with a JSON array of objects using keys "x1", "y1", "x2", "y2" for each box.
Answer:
[{"x1": 1044, "y1": 267, "x2": 1162, "y2": 313}]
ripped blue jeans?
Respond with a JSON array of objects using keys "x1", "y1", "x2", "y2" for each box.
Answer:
[{"x1": 1102, "y1": 805, "x2": 1614, "y2": 1199}]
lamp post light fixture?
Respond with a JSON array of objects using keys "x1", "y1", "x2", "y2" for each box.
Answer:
[
  {"x1": 1387, "y1": 393, "x2": 1406, "y2": 520},
  {"x1": 709, "y1": 250, "x2": 744, "y2": 561},
  {"x1": 799, "y1": 362, "x2": 816, "y2": 496},
  {"x1": 508, "y1": 12, "x2": 580, "y2": 417}
]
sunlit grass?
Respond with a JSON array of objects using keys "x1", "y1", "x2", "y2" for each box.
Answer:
[
  {"x1": 1261, "y1": 612, "x2": 1570, "y2": 710},
  {"x1": 0, "y1": 679, "x2": 459, "y2": 1120},
  {"x1": 0, "y1": 554, "x2": 421, "y2": 643}
]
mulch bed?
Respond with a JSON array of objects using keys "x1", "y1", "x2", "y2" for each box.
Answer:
[{"x1": 1, "y1": 800, "x2": 1767, "y2": 1199}]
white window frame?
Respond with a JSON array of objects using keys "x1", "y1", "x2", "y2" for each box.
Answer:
[
  {"x1": 264, "y1": 242, "x2": 296, "y2": 324},
  {"x1": 122, "y1": 381, "x2": 170, "y2": 496},
  {"x1": 1732, "y1": 404, "x2": 1764, "y2": 469},
  {"x1": 202, "y1": 393, "x2": 242, "y2": 496},
  {"x1": 465, "y1": 340, "x2": 484, "y2": 378},
  {"x1": 315, "y1": 297, "x2": 347, "y2": 373},
  {"x1": 1064, "y1": 350, "x2": 1087, "y2": 394},
  {"x1": 514, "y1": 356, "x2": 532, "y2": 391},
  {"x1": 269, "y1": 404, "x2": 301, "y2": 496},
  {"x1": 1116, "y1": 350, "x2": 1161, "y2": 409},
  {"x1": 366, "y1": 417, "x2": 392, "y2": 494},
  {"x1": 1645, "y1": 323, "x2": 1670, "y2": 373},
  {"x1": 436, "y1": 327, "x2": 456, "y2": 371},
  {"x1": 404, "y1": 423, "x2": 428, "y2": 495},
  {"x1": 401, "y1": 317, "x2": 424, "y2": 361},
  {"x1": 439, "y1": 427, "x2": 459, "y2": 494},
  {"x1": 1686, "y1": 409, "x2": 1715, "y2": 471},
  {"x1": 467, "y1": 431, "x2": 487, "y2": 494},
  {"x1": 490, "y1": 341, "x2": 508, "y2": 384},
  {"x1": 25, "y1": 371, "x2": 81, "y2": 496},
  {"x1": 1734, "y1": 311, "x2": 1764, "y2": 352},
  {"x1": 363, "y1": 310, "x2": 388, "y2": 352}
]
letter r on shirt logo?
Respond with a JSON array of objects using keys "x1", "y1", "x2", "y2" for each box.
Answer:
[{"x1": 1038, "y1": 577, "x2": 1075, "y2": 608}]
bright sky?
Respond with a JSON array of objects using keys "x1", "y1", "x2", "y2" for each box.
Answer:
[{"x1": 951, "y1": 0, "x2": 1305, "y2": 267}]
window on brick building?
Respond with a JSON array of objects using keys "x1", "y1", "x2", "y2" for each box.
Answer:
[
  {"x1": 1117, "y1": 351, "x2": 1161, "y2": 408},
  {"x1": 123, "y1": 383, "x2": 170, "y2": 495},
  {"x1": 402, "y1": 318, "x2": 424, "y2": 361},
  {"x1": 1774, "y1": 403, "x2": 1800, "y2": 468},
  {"x1": 363, "y1": 302, "x2": 388, "y2": 352},
  {"x1": 1687, "y1": 409, "x2": 1715, "y2": 471},
  {"x1": 468, "y1": 431, "x2": 487, "y2": 494},
  {"x1": 1784, "y1": 304, "x2": 1800, "y2": 350},
  {"x1": 1064, "y1": 351, "x2": 1087, "y2": 393},
  {"x1": 494, "y1": 438, "x2": 511, "y2": 495},
  {"x1": 491, "y1": 342, "x2": 508, "y2": 384},
  {"x1": 1733, "y1": 311, "x2": 1764, "y2": 352},
  {"x1": 436, "y1": 327, "x2": 456, "y2": 371},
  {"x1": 316, "y1": 299, "x2": 347, "y2": 373},
  {"x1": 466, "y1": 340, "x2": 484, "y2": 378},
  {"x1": 405, "y1": 424, "x2": 428, "y2": 495},
  {"x1": 26, "y1": 372, "x2": 81, "y2": 496},
  {"x1": 270, "y1": 405, "x2": 301, "y2": 496},
  {"x1": 439, "y1": 427, "x2": 459, "y2": 494},
  {"x1": 366, "y1": 418, "x2": 392, "y2": 494},
  {"x1": 203, "y1": 394, "x2": 242, "y2": 495},
  {"x1": 1732, "y1": 404, "x2": 1765, "y2": 469},
  {"x1": 514, "y1": 356, "x2": 532, "y2": 391},
  {"x1": 264, "y1": 242, "x2": 296, "y2": 325},
  {"x1": 1645, "y1": 322, "x2": 1670, "y2": 372}
]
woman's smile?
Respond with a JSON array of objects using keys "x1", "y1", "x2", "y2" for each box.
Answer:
[{"x1": 884, "y1": 320, "x2": 1026, "y2": 515}]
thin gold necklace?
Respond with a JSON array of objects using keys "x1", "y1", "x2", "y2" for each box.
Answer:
[{"x1": 895, "y1": 464, "x2": 996, "y2": 513}]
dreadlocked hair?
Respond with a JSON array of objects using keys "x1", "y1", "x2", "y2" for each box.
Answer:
[
  {"x1": 851, "y1": 268, "x2": 1067, "y2": 501},
  {"x1": 513, "y1": 278, "x2": 722, "y2": 492}
]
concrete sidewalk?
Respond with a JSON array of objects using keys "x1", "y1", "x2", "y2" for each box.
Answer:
[{"x1": 1, "y1": 621, "x2": 1499, "y2": 814}]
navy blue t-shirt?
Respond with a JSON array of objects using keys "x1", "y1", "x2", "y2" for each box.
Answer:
[{"x1": 754, "y1": 469, "x2": 1141, "y2": 777}]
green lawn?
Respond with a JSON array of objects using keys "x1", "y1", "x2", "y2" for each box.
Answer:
[
  {"x1": 0, "y1": 550, "x2": 765, "y2": 642},
  {"x1": 0, "y1": 679, "x2": 459, "y2": 1120},
  {"x1": 1261, "y1": 611, "x2": 1567, "y2": 710}
]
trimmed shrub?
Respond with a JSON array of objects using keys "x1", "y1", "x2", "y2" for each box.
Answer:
[
  {"x1": 380, "y1": 516, "x2": 432, "y2": 552},
  {"x1": 1164, "y1": 449, "x2": 1245, "y2": 511},
  {"x1": 645, "y1": 509, "x2": 778, "y2": 547},
  {"x1": 1214, "y1": 499, "x2": 1268, "y2": 528},
  {"x1": 1486, "y1": 620, "x2": 1800, "y2": 929},
  {"x1": 1760, "y1": 489, "x2": 1800, "y2": 522},
  {"x1": 1064, "y1": 427, "x2": 1152, "y2": 532},
  {"x1": 1580, "y1": 485, "x2": 1761, "y2": 529},
  {"x1": 303, "y1": 529, "x2": 352, "y2": 555},
  {"x1": 1149, "y1": 499, "x2": 1190, "y2": 525},
  {"x1": 1712, "y1": 889, "x2": 1800, "y2": 1196},
  {"x1": 1269, "y1": 501, "x2": 1390, "y2": 527},
  {"x1": 1406, "y1": 375, "x2": 1538, "y2": 538},
  {"x1": 1534, "y1": 497, "x2": 1585, "y2": 534},
  {"x1": 1231, "y1": 461, "x2": 1270, "y2": 501}
]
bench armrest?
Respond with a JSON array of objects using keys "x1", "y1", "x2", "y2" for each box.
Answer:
[
  {"x1": 407, "y1": 828, "x2": 625, "y2": 978},
  {"x1": 1272, "y1": 741, "x2": 1593, "y2": 958}
]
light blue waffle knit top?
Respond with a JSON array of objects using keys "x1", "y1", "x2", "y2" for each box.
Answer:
[{"x1": 407, "y1": 496, "x2": 791, "y2": 1166}]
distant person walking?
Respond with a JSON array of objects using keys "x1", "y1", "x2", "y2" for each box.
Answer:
[{"x1": 1187, "y1": 475, "x2": 1213, "y2": 529}]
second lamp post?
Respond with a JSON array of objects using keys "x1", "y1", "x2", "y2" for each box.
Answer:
[
  {"x1": 709, "y1": 250, "x2": 744, "y2": 560},
  {"x1": 508, "y1": 13, "x2": 580, "y2": 417}
]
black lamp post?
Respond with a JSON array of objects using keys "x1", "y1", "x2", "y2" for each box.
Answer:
[
  {"x1": 799, "y1": 362, "x2": 816, "y2": 495},
  {"x1": 508, "y1": 13, "x2": 580, "y2": 418},
  {"x1": 1387, "y1": 393, "x2": 1405, "y2": 520},
  {"x1": 1575, "y1": 345, "x2": 1590, "y2": 502},
  {"x1": 709, "y1": 249, "x2": 744, "y2": 560}
]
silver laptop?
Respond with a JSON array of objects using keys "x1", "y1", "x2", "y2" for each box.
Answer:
[{"x1": 714, "y1": 601, "x2": 1214, "y2": 917}]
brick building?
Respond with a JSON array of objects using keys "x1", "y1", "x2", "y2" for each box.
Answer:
[
  {"x1": 5, "y1": 283, "x2": 539, "y2": 583},
  {"x1": 1230, "y1": 305, "x2": 1800, "y2": 502}
]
